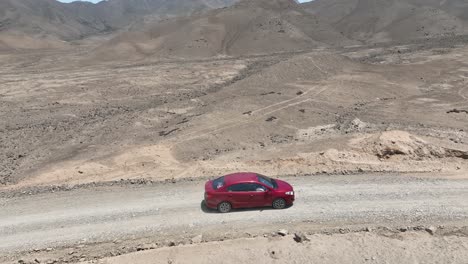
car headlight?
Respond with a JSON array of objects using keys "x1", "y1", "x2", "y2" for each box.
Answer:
[{"x1": 285, "y1": 191, "x2": 294, "y2": 195}]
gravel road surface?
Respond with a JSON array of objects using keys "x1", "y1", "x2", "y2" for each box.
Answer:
[{"x1": 1, "y1": 174, "x2": 467, "y2": 255}]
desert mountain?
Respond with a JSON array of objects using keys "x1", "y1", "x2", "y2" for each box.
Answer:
[
  {"x1": 0, "y1": 0, "x2": 236, "y2": 42},
  {"x1": 0, "y1": 0, "x2": 109, "y2": 40},
  {"x1": 302, "y1": 0, "x2": 468, "y2": 43},
  {"x1": 69, "y1": 0, "x2": 237, "y2": 30},
  {"x1": 93, "y1": 0, "x2": 357, "y2": 60}
]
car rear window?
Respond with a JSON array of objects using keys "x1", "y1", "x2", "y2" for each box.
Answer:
[
  {"x1": 257, "y1": 174, "x2": 277, "y2": 189},
  {"x1": 212, "y1": 176, "x2": 225, "y2": 190}
]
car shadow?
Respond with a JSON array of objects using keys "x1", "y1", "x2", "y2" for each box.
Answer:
[
  {"x1": 200, "y1": 200, "x2": 218, "y2": 214},
  {"x1": 200, "y1": 200, "x2": 292, "y2": 214}
]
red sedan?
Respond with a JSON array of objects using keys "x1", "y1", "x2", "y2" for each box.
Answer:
[{"x1": 204, "y1": 172, "x2": 295, "y2": 213}]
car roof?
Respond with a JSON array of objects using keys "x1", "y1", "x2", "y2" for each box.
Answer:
[{"x1": 223, "y1": 172, "x2": 259, "y2": 185}]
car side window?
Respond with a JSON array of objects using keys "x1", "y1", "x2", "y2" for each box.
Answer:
[
  {"x1": 227, "y1": 183, "x2": 250, "y2": 192},
  {"x1": 250, "y1": 183, "x2": 267, "y2": 192},
  {"x1": 228, "y1": 183, "x2": 267, "y2": 192}
]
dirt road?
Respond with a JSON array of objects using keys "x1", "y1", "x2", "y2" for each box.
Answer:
[{"x1": 1, "y1": 174, "x2": 467, "y2": 261}]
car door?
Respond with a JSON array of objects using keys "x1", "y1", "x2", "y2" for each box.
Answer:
[
  {"x1": 227, "y1": 183, "x2": 252, "y2": 208},
  {"x1": 247, "y1": 183, "x2": 270, "y2": 207}
]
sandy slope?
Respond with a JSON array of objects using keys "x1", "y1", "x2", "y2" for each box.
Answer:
[
  {"x1": 100, "y1": 232, "x2": 468, "y2": 264},
  {"x1": 0, "y1": 32, "x2": 70, "y2": 52}
]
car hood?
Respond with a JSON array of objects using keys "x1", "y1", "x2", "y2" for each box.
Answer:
[{"x1": 275, "y1": 179, "x2": 293, "y2": 192}]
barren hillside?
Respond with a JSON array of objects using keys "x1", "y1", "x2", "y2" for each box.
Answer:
[
  {"x1": 0, "y1": 0, "x2": 110, "y2": 40},
  {"x1": 0, "y1": 0, "x2": 236, "y2": 51},
  {"x1": 92, "y1": 0, "x2": 356, "y2": 60},
  {"x1": 302, "y1": 0, "x2": 468, "y2": 43}
]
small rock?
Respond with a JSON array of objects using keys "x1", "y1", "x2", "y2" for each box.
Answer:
[
  {"x1": 46, "y1": 248, "x2": 53, "y2": 252},
  {"x1": 269, "y1": 250, "x2": 279, "y2": 259},
  {"x1": 168, "y1": 241, "x2": 175, "y2": 247},
  {"x1": 426, "y1": 226, "x2": 437, "y2": 235},
  {"x1": 414, "y1": 226, "x2": 425, "y2": 231},
  {"x1": 399, "y1": 227, "x2": 408, "y2": 232},
  {"x1": 350, "y1": 118, "x2": 367, "y2": 131},
  {"x1": 191, "y1": 235, "x2": 203, "y2": 244},
  {"x1": 79, "y1": 258, "x2": 85, "y2": 262},
  {"x1": 277, "y1": 229, "x2": 288, "y2": 236},
  {"x1": 34, "y1": 259, "x2": 40, "y2": 264},
  {"x1": 364, "y1": 227, "x2": 372, "y2": 232},
  {"x1": 17, "y1": 260, "x2": 25, "y2": 264},
  {"x1": 293, "y1": 233, "x2": 309, "y2": 243},
  {"x1": 137, "y1": 243, "x2": 157, "y2": 250}
]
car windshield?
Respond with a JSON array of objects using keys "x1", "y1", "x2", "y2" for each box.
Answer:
[
  {"x1": 257, "y1": 174, "x2": 277, "y2": 189},
  {"x1": 212, "y1": 176, "x2": 225, "y2": 190}
]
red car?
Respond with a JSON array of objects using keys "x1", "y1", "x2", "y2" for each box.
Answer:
[{"x1": 204, "y1": 172, "x2": 295, "y2": 213}]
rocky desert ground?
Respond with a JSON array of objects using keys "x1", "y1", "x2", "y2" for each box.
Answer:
[
  {"x1": 1, "y1": 0, "x2": 468, "y2": 263},
  {"x1": 2, "y1": 37, "x2": 468, "y2": 188}
]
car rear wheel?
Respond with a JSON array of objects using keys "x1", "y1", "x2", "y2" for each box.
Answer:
[
  {"x1": 272, "y1": 198, "x2": 286, "y2": 209},
  {"x1": 217, "y1": 201, "x2": 232, "y2": 213}
]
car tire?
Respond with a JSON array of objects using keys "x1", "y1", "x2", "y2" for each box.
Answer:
[
  {"x1": 217, "y1": 201, "x2": 232, "y2": 213},
  {"x1": 272, "y1": 198, "x2": 286, "y2": 209}
]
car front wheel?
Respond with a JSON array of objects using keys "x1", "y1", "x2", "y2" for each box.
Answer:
[
  {"x1": 217, "y1": 201, "x2": 232, "y2": 213},
  {"x1": 272, "y1": 198, "x2": 286, "y2": 209}
]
